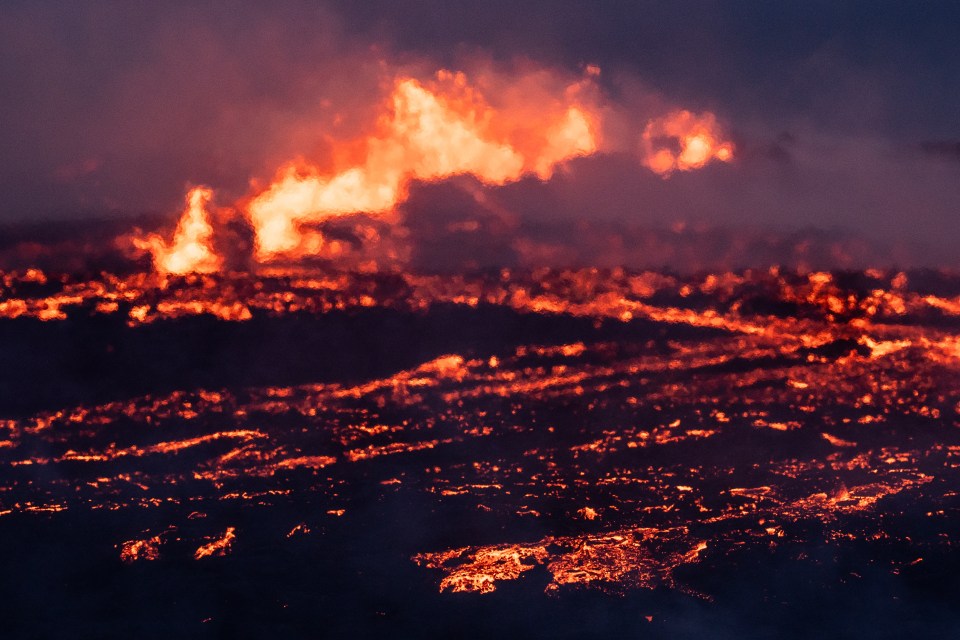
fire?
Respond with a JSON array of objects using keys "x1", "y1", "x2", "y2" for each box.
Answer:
[
  {"x1": 119, "y1": 535, "x2": 162, "y2": 563},
  {"x1": 194, "y1": 526, "x2": 236, "y2": 559},
  {"x1": 135, "y1": 66, "x2": 737, "y2": 273},
  {"x1": 640, "y1": 110, "x2": 734, "y2": 176},
  {"x1": 135, "y1": 186, "x2": 221, "y2": 275},
  {"x1": 248, "y1": 72, "x2": 599, "y2": 260}
]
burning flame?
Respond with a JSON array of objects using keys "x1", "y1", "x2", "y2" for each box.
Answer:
[
  {"x1": 194, "y1": 526, "x2": 236, "y2": 559},
  {"x1": 137, "y1": 67, "x2": 737, "y2": 273},
  {"x1": 248, "y1": 72, "x2": 598, "y2": 260},
  {"x1": 640, "y1": 110, "x2": 734, "y2": 177},
  {"x1": 135, "y1": 186, "x2": 221, "y2": 275}
]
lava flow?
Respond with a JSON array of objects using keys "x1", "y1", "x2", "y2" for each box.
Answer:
[{"x1": 1, "y1": 264, "x2": 959, "y2": 607}]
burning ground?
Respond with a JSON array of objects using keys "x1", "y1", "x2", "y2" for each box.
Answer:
[{"x1": 1, "y1": 264, "x2": 960, "y2": 637}]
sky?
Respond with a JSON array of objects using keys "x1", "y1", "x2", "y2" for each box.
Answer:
[{"x1": 0, "y1": 0, "x2": 958, "y2": 254}]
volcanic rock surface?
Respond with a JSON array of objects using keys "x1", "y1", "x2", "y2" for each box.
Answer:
[{"x1": 1, "y1": 266, "x2": 960, "y2": 638}]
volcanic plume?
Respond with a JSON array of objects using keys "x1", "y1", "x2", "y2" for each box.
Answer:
[{"x1": 133, "y1": 65, "x2": 736, "y2": 275}]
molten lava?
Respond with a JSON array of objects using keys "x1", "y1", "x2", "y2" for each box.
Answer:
[
  {"x1": 135, "y1": 187, "x2": 221, "y2": 275},
  {"x1": 134, "y1": 66, "x2": 739, "y2": 274},
  {"x1": 1, "y1": 264, "x2": 958, "y2": 598},
  {"x1": 249, "y1": 72, "x2": 598, "y2": 259},
  {"x1": 640, "y1": 110, "x2": 734, "y2": 176}
]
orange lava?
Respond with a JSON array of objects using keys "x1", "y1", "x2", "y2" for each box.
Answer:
[
  {"x1": 194, "y1": 527, "x2": 236, "y2": 560},
  {"x1": 640, "y1": 110, "x2": 734, "y2": 176},
  {"x1": 134, "y1": 187, "x2": 222, "y2": 275},
  {"x1": 131, "y1": 65, "x2": 743, "y2": 274}
]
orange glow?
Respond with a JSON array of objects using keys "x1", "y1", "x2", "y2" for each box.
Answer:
[
  {"x1": 194, "y1": 527, "x2": 236, "y2": 559},
  {"x1": 135, "y1": 187, "x2": 221, "y2": 274},
  {"x1": 248, "y1": 72, "x2": 599, "y2": 260},
  {"x1": 119, "y1": 535, "x2": 162, "y2": 563},
  {"x1": 124, "y1": 64, "x2": 751, "y2": 272},
  {"x1": 640, "y1": 110, "x2": 734, "y2": 176}
]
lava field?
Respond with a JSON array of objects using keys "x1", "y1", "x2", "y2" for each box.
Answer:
[{"x1": 1, "y1": 266, "x2": 959, "y2": 638}]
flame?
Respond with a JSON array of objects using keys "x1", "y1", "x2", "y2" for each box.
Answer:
[
  {"x1": 194, "y1": 526, "x2": 236, "y2": 559},
  {"x1": 2, "y1": 265, "x2": 957, "y2": 597},
  {"x1": 135, "y1": 187, "x2": 221, "y2": 275},
  {"x1": 248, "y1": 72, "x2": 599, "y2": 260},
  {"x1": 134, "y1": 67, "x2": 741, "y2": 272},
  {"x1": 640, "y1": 110, "x2": 734, "y2": 176}
]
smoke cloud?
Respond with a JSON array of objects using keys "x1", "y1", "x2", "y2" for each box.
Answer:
[{"x1": 0, "y1": 1, "x2": 958, "y2": 266}]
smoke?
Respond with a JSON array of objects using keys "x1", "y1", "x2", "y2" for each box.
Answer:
[
  {"x1": 399, "y1": 177, "x2": 940, "y2": 273},
  {"x1": 0, "y1": 2, "x2": 958, "y2": 268},
  {"x1": 485, "y1": 125, "x2": 960, "y2": 256},
  {"x1": 0, "y1": 2, "x2": 389, "y2": 218}
]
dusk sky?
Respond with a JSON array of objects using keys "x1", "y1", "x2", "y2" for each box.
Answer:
[{"x1": 1, "y1": 1, "x2": 958, "y2": 252}]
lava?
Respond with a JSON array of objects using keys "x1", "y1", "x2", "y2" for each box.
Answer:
[
  {"x1": 134, "y1": 186, "x2": 222, "y2": 275},
  {"x1": 640, "y1": 110, "x2": 734, "y2": 176},
  {"x1": 127, "y1": 65, "x2": 745, "y2": 275},
  {"x1": 194, "y1": 527, "x2": 236, "y2": 560},
  {"x1": 0, "y1": 265, "x2": 958, "y2": 600},
  {"x1": 148, "y1": 68, "x2": 605, "y2": 266},
  {"x1": 119, "y1": 535, "x2": 162, "y2": 564}
]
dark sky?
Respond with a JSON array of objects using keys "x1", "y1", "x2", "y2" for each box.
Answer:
[{"x1": 1, "y1": 1, "x2": 958, "y2": 250}]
